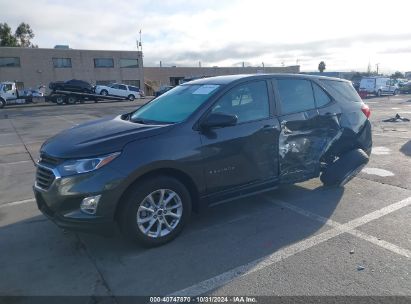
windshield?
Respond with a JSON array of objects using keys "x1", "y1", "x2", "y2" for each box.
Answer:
[{"x1": 131, "y1": 84, "x2": 220, "y2": 123}]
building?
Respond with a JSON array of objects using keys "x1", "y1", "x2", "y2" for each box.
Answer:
[
  {"x1": 0, "y1": 46, "x2": 299, "y2": 95},
  {"x1": 144, "y1": 66, "x2": 300, "y2": 95},
  {"x1": 0, "y1": 47, "x2": 143, "y2": 90}
]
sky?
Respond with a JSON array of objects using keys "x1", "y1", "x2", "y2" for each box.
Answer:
[{"x1": 1, "y1": 0, "x2": 411, "y2": 74}]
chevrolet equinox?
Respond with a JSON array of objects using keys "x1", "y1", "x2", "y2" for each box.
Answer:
[{"x1": 34, "y1": 74, "x2": 372, "y2": 246}]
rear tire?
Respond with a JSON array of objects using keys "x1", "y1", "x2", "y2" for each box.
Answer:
[
  {"x1": 119, "y1": 176, "x2": 191, "y2": 247},
  {"x1": 67, "y1": 96, "x2": 77, "y2": 104},
  {"x1": 55, "y1": 96, "x2": 66, "y2": 105},
  {"x1": 320, "y1": 149, "x2": 369, "y2": 187},
  {"x1": 393, "y1": 89, "x2": 399, "y2": 96},
  {"x1": 377, "y1": 90, "x2": 382, "y2": 97},
  {"x1": 0, "y1": 99, "x2": 5, "y2": 109}
]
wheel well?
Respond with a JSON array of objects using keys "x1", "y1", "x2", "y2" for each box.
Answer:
[{"x1": 114, "y1": 168, "x2": 200, "y2": 221}]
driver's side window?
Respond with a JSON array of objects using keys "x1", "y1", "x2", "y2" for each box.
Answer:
[{"x1": 211, "y1": 81, "x2": 269, "y2": 124}]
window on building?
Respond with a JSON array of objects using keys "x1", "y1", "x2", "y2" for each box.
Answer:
[
  {"x1": 15, "y1": 82, "x2": 24, "y2": 90},
  {"x1": 120, "y1": 59, "x2": 139, "y2": 68},
  {"x1": 277, "y1": 79, "x2": 316, "y2": 115},
  {"x1": 211, "y1": 80, "x2": 270, "y2": 124},
  {"x1": 52, "y1": 58, "x2": 72, "y2": 68},
  {"x1": 96, "y1": 80, "x2": 115, "y2": 85},
  {"x1": 123, "y1": 80, "x2": 141, "y2": 87},
  {"x1": 128, "y1": 86, "x2": 140, "y2": 92},
  {"x1": 94, "y1": 58, "x2": 114, "y2": 68},
  {"x1": 0, "y1": 57, "x2": 20, "y2": 67}
]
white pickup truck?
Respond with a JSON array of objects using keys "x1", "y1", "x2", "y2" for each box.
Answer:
[{"x1": 0, "y1": 81, "x2": 34, "y2": 108}]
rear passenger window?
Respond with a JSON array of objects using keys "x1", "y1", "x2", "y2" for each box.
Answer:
[
  {"x1": 312, "y1": 83, "x2": 331, "y2": 107},
  {"x1": 277, "y1": 79, "x2": 315, "y2": 114},
  {"x1": 211, "y1": 81, "x2": 269, "y2": 123}
]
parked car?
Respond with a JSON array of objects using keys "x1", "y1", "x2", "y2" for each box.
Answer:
[
  {"x1": 34, "y1": 74, "x2": 372, "y2": 246},
  {"x1": 95, "y1": 83, "x2": 141, "y2": 101},
  {"x1": 399, "y1": 82, "x2": 411, "y2": 94},
  {"x1": 359, "y1": 77, "x2": 398, "y2": 96},
  {"x1": 49, "y1": 79, "x2": 95, "y2": 94},
  {"x1": 155, "y1": 86, "x2": 173, "y2": 97}
]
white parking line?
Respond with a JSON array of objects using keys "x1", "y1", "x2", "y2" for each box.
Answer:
[
  {"x1": 270, "y1": 198, "x2": 411, "y2": 258},
  {"x1": 0, "y1": 160, "x2": 32, "y2": 166},
  {"x1": 170, "y1": 196, "x2": 411, "y2": 296},
  {"x1": 373, "y1": 133, "x2": 411, "y2": 139},
  {"x1": 56, "y1": 115, "x2": 78, "y2": 125},
  {"x1": 0, "y1": 198, "x2": 35, "y2": 209}
]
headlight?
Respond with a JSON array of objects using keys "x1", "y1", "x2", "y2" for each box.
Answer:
[{"x1": 57, "y1": 152, "x2": 120, "y2": 176}]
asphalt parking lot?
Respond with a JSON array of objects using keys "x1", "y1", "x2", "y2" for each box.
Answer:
[{"x1": 0, "y1": 96, "x2": 410, "y2": 302}]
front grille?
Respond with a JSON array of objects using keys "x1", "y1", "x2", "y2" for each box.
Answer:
[
  {"x1": 36, "y1": 166, "x2": 55, "y2": 190},
  {"x1": 39, "y1": 153, "x2": 62, "y2": 166}
]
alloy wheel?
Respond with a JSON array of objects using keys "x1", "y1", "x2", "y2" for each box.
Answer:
[{"x1": 136, "y1": 189, "x2": 183, "y2": 238}]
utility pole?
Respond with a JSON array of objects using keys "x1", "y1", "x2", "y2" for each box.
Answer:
[
  {"x1": 139, "y1": 29, "x2": 142, "y2": 53},
  {"x1": 376, "y1": 63, "x2": 380, "y2": 75}
]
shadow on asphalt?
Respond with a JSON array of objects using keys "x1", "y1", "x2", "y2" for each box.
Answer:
[{"x1": 0, "y1": 182, "x2": 344, "y2": 296}]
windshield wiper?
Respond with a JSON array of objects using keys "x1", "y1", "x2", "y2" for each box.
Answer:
[
  {"x1": 132, "y1": 118, "x2": 149, "y2": 124},
  {"x1": 131, "y1": 118, "x2": 174, "y2": 125}
]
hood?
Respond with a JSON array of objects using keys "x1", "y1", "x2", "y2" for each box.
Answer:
[{"x1": 41, "y1": 115, "x2": 173, "y2": 159}]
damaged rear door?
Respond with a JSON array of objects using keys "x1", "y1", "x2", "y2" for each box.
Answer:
[{"x1": 272, "y1": 77, "x2": 341, "y2": 183}]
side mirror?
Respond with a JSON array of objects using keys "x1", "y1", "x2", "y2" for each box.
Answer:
[{"x1": 201, "y1": 112, "x2": 238, "y2": 129}]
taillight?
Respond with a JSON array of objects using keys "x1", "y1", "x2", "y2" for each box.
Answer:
[{"x1": 361, "y1": 104, "x2": 371, "y2": 118}]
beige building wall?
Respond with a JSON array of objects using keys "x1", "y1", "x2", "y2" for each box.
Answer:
[
  {"x1": 144, "y1": 65, "x2": 300, "y2": 94},
  {"x1": 0, "y1": 47, "x2": 143, "y2": 89}
]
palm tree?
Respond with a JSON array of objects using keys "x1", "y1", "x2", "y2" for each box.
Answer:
[{"x1": 318, "y1": 61, "x2": 326, "y2": 73}]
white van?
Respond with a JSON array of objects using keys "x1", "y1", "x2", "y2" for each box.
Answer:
[{"x1": 359, "y1": 77, "x2": 398, "y2": 96}]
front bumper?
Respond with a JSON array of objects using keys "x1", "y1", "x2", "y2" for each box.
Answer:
[
  {"x1": 33, "y1": 164, "x2": 128, "y2": 236},
  {"x1": 34, "y1": 188, "x2": 116, "y2": 235}
]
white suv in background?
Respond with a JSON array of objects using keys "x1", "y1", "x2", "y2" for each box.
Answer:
[{"x1": 95, "y1": 83, "x2": 141, "y2": 100}]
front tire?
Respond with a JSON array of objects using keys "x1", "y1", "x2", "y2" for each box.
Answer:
[
  {"x1": 376, "y1": 90, "x2": 382, "y2": 97},
  {"x1": 55, "y1": 96, "x2": 66, "y2": 105},
  {"x1": 320, "y1": 149, "x2": 369, "y2": 187},
  {"x1": 100, "y1": 90, "x2": 108, "y2": 96},
  {"x1": 119, "y1": 176, "x2": 191, "y2": 247},
  {"x1": 128, "y1": 94, "x2": 135, "y2": 101},
  {"x1": 0, "y1": 99, "x2": 5, "y2": 109},
  {"x1": 393, "y1": 89, "x2": 399, "y2": 96}
]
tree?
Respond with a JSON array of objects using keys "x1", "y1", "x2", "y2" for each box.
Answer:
[
  {"x1": 390, "y1": 71, "x2": 404, "y2": 79},
  {"x1": 0, "y1": 22, "x2": 36, "y2": 47},
  {"x1": 0, "y1": 23, "x2": 18, "y2": 47},
  {"x1": 15, "y1": 23, "x2": 35, "y2": 47},
  {"x1": 318, "y1": 61, "x2": 326, "y2": 73}
]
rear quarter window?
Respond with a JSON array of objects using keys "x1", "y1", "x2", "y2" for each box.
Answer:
[{"x1": 320, "y1": 80, "x2": 362, "y2": 103}]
